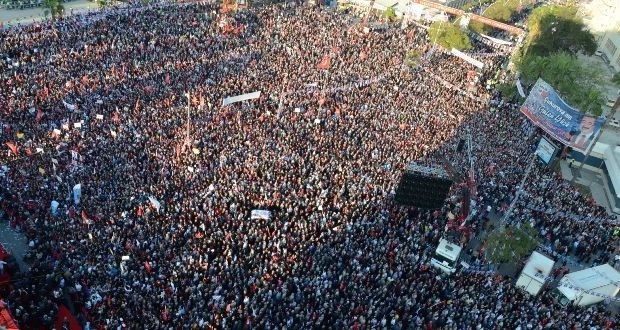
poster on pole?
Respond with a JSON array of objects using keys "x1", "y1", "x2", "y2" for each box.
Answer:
[{"x1": 520, "y1": 79, "x2": 605, "y2": 152}]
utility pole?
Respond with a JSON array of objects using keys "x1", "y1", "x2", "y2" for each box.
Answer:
[{"x1": 500, "y1": 154, "x2": 536, "y2": 227}]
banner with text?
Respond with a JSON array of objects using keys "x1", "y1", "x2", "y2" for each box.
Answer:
[{"x1": 520, "y1": 79, "x2": 604, "y2": 152}]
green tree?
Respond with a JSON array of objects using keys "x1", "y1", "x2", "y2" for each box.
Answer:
[
  {"x1": 517, "y1": 51, "x2": 605, "y2": 116},
  {"x1": 485, "y1": 223, "x2": 540, "y2": 265},
  {"x1": 384, "y1": 7, "x2": 397, "y2": 22},
  {"x1": 404, "y1": 49, "x2": 423, "y2": 69},
  {"x1": 468, "y1": 0, "x2": 534, "y2": 35},
  {"x1": 43, "y1": 0, "x2": 64, "y2": 19},
  {"x1": 612, "y1": 72, "x2": 620, "y2": 86},
  {"x1": 524, "y1": 5, "x2": 596, "y2": 57},
  {"x1": 496, "y1": 82, "x2": 517, "y2": 101},
  {"x1": 428, "y1": 22, "x2": 472, "y2": 51},
  {"x1": 96, "y1": 0, "x2": 108, "y2": 8}
]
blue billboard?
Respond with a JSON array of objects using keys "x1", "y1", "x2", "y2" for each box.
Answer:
[{"x1": 520, "y1": 79, "x2": 605, "y2": 152}]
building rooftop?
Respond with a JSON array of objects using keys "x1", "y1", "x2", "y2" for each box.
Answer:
[{"x1": 580, "y1": 0, "x2": 620, "y2": 35}]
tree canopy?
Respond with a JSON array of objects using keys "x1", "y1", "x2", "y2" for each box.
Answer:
[
  {"x1": 485, "y1": 223, "x2": 540, "y2": 265},
  {"x1": 517, "y1": 51, "x2": 605, "y2": 116},
  {"x1": 428, "y1": 22, "x2": 472, "y2": 51},
  {"x1": 469, "y1": 0, "x2": 534, "y2": 35},
  {"x1": 524, "y1": 4, "x2": 596, "y2": 57},
  {"x1": 43, "y1": 0, "x2": 64, "y2": 18}
]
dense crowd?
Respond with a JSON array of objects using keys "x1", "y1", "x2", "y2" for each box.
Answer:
[{"x1": 0, "y1": 2, "x2": 618, "y2": 329}]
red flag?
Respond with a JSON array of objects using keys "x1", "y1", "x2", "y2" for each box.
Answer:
[
  {"x1": 137, "y1": 205, "x2": 144, "y2": 217},
  {"x1": 359, "y1": 50, "x2": 367, "y2": 61},
  {"x1": 25, "y1": 148, "x2": 32, "y2": 156},
  {"x1": 81, "y1": 210, "x2": 88, "y2": 221},
  {"x1": 162, "y1": 306, "x2": 168, "y2": 321},
  {"x1": 134, "y1": 98, "x2": 141, "y2": 112},
  {"x1": 112, "y1": 112, "x2": 119, "y2": 123},
  {"x1": 407, "y1": 30, "x2": 415, "y2": 40},
  {"x1": 164, "y1": 73, "x2": 170, "y2": 85},
  {"x1": 36, "y1": 108, "x2": 43, "y2": 123},
  {"x1": 144, "y1": 261, "x2": 152, "y2": 273},
  {"x1": 316, "y1": 55, "x2": 331, "y2": 70},
  {"x1": 5, "y1": 141, "x2": 17, "y2": 155}
]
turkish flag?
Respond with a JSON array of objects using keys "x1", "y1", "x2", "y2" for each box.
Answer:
[
  {"x1": 5, "y1": 141, "x2": 17, "y2": 155},
  {"x1": 144, "y1": 261, "x2": 152, "y2": 273},
  {"x1": 407, "y1": 29, "x2": 415, "y2": 40},
  {"x1": 317, "y1": 55, "x2": 331, "y2": 70},
  {"x1": 359, "y1": 50, "x2": 367, "y2": 61},
  {"x1": 36, "y1": 108, "x2": 43, "y2": 123},
  {"x1": 164, "y1": 73, "x2": 170, "y2": 85}
]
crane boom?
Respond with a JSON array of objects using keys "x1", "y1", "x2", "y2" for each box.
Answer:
[{"x1": 412, "y1": 0, "x2": 525, "y2": 35}]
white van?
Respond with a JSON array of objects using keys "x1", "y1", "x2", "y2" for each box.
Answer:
[
  {"x1": 515, "y1": 251, "x2": 555, "y2": 296},
  {"x1": 431, "y1": 238, "x2": 462, "y2": 274}
]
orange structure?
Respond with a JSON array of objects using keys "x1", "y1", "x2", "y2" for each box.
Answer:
[
  {"x1": 362, "y1": 0, "x2": 376, "y2": 25},
  {"x1": 412, "y1": 0, "x2": 525, "y2": 35}
]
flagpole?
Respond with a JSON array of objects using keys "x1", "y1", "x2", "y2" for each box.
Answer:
[{"x1": 186, "y1": 91, "x2": 191, "y2": 146}]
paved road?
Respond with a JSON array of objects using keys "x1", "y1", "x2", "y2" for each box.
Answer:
[{"x1": 0, "y1": 0, "x2": 99, "y2": 24}]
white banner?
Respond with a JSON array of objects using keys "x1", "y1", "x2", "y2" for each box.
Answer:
[
  {"x1": 51, "y1": 200, "x2": 59, "y2": 216},
  {"x1": 450, "y1": 48, "x2": 484, "y2": 69},
  {"x1": 148, "y1": 196, "x2": 161, "y2": 211},
  {"x1": 63, "y1": 100, "x2": 76, "y2": 111},
  {"x1": 222, "y1": 91, "x2": 261, "y2": 106},
  {"x1": 480, "y1": 34, "x2": 513, "y2": 46},
  {"x1": 516, "y1": 79, "x2": 526, "y2": 98},
  {"x1": 73, "y1": 184, "x2": 82, "y2": 205},
  {"x1": 250, "y1": 210, "x2": 272, "y2": 220}
]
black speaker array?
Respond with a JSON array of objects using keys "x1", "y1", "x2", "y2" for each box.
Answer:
[{"x1": 395, "y1": 173, "x2": 453, "y2": 209}]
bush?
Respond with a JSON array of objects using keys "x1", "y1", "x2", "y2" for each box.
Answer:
[{"x1": 612, "y1": 72, "x2": 620, "y2": 86}]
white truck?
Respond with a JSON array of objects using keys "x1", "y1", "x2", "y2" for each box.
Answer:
[
  {"x1": 515, "y1": 251, "x2": 555, "y2": 296},
  {"x1": 431, "y1": 238, "x2": 462, "y2": 274},
  {"x1": 553, "y1": 264, "x2": 620, "y2": 307}
]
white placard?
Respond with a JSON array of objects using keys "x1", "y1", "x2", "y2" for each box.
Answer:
[
  {"x1": 251, "y1": 210, "x2": 272, "y2": 220},
  {"x1": 222, "y1": 91, "x2": 261, "y2": 106}
]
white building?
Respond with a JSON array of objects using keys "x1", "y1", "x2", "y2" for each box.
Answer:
[
  {"x1": 598, "y1": 32, "x2": 620, "y2": 72},
  {"x1": 580, "y1": 0, "x2": 620, "y2": 71}
]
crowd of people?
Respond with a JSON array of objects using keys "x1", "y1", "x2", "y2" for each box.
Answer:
[{"x1": 0, "y1": 1, "x2": 618, "y2": 329}]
